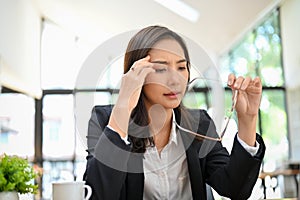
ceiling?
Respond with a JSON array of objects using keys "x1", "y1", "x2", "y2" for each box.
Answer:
[{"x1": 34, "y1": 0, "x2": 281, "y2": 56}]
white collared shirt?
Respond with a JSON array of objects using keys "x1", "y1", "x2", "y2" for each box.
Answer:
[{"x1": 143, "y1": 112, "x2": 193, "y2": 200}]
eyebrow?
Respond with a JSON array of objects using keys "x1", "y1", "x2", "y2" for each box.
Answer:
[{"x1": 151, "y1": 59, "x2": 187, "y2": 65}]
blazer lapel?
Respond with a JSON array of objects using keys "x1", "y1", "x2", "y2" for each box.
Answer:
[
  {"x1": 175, "y1": 107, "x2": 206, "y2": 199},
  {"x1": 181, "y1": 132, "x2": 206, "y2": 199}
]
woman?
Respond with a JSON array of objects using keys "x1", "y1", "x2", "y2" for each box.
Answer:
[{"x1": 83, "y1": 25, "x2": 265, "y2": 200}]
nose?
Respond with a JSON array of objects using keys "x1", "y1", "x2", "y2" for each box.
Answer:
[{"x1": 166, "y1": 68, "x2": 181, "y2": 87}]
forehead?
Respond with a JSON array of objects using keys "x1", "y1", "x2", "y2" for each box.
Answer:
[{"x1": 149, "y1": 39, "x2": 185, "y2": 59}]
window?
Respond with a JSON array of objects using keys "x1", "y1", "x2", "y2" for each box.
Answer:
[
  {"x1": 220, "y1": 10, "x2": 288, "y2": 171},
  {"x1": 42, "y1": 95, "x2": 75, "y2": 160},
  {"x1": 40, "y1": 20, "x2": 125, "y2": 198},
  {"x1": 0, "y1": 93, "x2": 35, "y2": 159}
]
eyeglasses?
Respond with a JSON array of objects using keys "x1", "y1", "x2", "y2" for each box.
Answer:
[{"x1": 174, "y1": 77, "x2": 238, "y2": 142}]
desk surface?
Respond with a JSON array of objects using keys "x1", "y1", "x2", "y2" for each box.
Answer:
[
  {"x1": 265, "y1": 198, "x2": 297, "y2": 200},
  {"x1": 259, "y1": 169, "x2": 300, "y2": 179}
]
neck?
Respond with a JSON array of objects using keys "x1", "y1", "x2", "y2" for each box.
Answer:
[{"x1": 147, "y1": 106, "x2": 173, "y2": 151}]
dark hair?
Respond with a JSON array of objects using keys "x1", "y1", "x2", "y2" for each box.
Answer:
[{"x1": 124, "y1": 25, "x2": 191, "y2": 153}]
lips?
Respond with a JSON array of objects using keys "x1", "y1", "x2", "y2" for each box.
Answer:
[{"x1": 163, "y1": 91, "x2": 180, "y2": 99}]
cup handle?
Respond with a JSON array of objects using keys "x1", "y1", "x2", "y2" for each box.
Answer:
[{"x1": 84, "y1": 184, "x2": 92, "y2": 200}]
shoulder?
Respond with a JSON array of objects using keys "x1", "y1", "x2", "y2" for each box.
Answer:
[
  {"x1": 93, "y1": 104, "x2": 113, "y2": 115},
  {"x1": 186, "y1": 108, "x2": 212, "y2": 121},
  {"x1": 176, "y1": 107, "x2": 213, "y2": 124},
  {"x1": 174, "y1": 107, "x2": 215, "y2": 134},
  {"x1": 91, "y1": 104, "x2": 114, "y2": 127}
]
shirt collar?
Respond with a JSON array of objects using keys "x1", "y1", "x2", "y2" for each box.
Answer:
[{"x1": 169, "y1": 110, "x2": 178, "y2": 146}]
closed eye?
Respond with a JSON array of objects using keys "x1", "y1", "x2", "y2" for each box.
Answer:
[{"x1": 155, "y1": 68, "x2": 167, "y2": 73}]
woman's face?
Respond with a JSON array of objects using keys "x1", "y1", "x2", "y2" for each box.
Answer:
[{"x1": 143, "y1": 39, "x2": 189, "y2": 110}]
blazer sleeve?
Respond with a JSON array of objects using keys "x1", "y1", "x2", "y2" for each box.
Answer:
[
  {"x1": 83, "y1": 105, "x2": 132, "y2": 200},
  {"x1": 200, "y1": 110, "x2": 266, "y2": 200}
]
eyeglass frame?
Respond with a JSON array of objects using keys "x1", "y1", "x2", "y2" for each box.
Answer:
[{"x1": 175, "y1": 77, "x2": 239, "y2": 142}]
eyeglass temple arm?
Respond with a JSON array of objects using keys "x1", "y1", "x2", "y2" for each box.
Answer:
[
  {"x1": 174, "y1": 120, "x2": 222, "y2": 142},
  {"x1": 220, "y1": 90, "x2": 238, "y2": 138}
]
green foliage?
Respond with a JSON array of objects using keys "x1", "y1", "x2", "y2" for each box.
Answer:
[{"x1": 0, "y1": 154, "x2": 38, "y2": 194}]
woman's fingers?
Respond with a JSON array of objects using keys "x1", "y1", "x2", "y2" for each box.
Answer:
[
  {"x1": 253, "y1": 76, "x2": 262, "y2": 87},
  {"x1": 227, "y1": 73, "x2": 235, "y2": 86},
  {"x1": 139, "y1": 67, "x2": 155, "y2": 80},
  {"x1": 127, "y1": 55, "x2": 156, "y2": 84},
  {"x1": 245, "y1": 77, "x2": 262, "y2": 95},
  {"x1": 118, "y1": 55, "x2": 156, "y2": 110},
  {"x1": 129, "y1": 55, "x2": 153, "y2": 74},
  {"x1": 233, "y1": 76, "x2": 244, "y2": 89},
  {"x1": 241, "y1": 77, "x2": 251, "y2": 90},
  {"x1": 227, "y1": 74, "x2": 260, "y2": 91}
]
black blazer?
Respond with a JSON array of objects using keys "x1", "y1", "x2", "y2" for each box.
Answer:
[{"x1": 83, "y1": 105, "x2": 265, "y2": 200}]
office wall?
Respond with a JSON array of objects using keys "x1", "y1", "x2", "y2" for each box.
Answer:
[
  {"x1": 280, "y1": 0, "x2": 300, "y2": 161},
  {"x1": 0, "y1": 0, "x2": 41, "y2": 98}
]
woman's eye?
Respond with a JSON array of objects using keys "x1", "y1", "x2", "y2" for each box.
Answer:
[
  {"x1": 178, "y1": 66, "x2": 187, "y2": 71},
  {"x1": 155, "y1": 68, "x2": 167, "y2": 73}
]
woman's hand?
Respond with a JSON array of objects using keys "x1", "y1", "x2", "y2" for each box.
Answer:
[
  {"x1": 227, "y1": 74, "x2": 262, "y2": 118},
  {"x1": 227, "y1": 73, "x2": 262, "y2": 146},
  {"x1": 117, "y1": 55, "x2": 155, "y2": 112},
  {"x1": 108, "y1": 55, "x2": 155, "y2": 137}
]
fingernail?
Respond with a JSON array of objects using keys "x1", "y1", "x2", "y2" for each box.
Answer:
[{"x1": 227, "y1": 80, "x2": 232, "y2": 85}]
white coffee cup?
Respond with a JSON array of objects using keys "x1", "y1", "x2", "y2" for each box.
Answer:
[{"x1": 52, "y1": 181, "x2": 92, "y2": 200}]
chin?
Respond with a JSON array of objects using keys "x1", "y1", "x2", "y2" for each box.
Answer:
[{"x1": 163, "y1": 102, "x2": 181, "y2": 109}]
